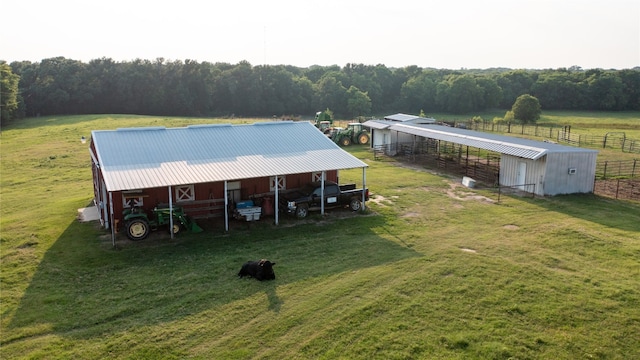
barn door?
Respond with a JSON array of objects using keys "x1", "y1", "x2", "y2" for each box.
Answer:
[{"x1": 516, "y1": 161, "x2": 527, "y2": 190}]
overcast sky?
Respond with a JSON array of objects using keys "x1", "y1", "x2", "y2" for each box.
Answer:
[{"x1": 3, "y1": 0, "x2": 639, "y2": 70}]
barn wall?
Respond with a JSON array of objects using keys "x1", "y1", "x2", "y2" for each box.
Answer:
[
  {"x1": 500, "y1": 155, "x2": 547, "y2": 196},
  {"x1": 543, "y1": 152, "x2": 597, "y2": 195},
  {"x1": 104, "y1": 171, "x2": 340, "y2": 231}
]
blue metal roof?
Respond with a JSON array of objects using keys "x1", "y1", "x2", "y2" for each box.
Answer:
[{"x1": 91, "y1": 121, "x2": 368, "y2": 192}]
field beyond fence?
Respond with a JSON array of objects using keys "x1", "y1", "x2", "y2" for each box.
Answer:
[{"x1": 463, "y1": 121, "x2": 640, "y2": 154}]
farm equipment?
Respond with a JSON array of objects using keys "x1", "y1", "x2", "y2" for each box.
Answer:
[
  {"x1": 333, "y1": 123, "x2": 370, "y2": 146},
  {"x1": 122, "y1": 204, "x2": 203, "y2": 241},
  {"x1": 314, "y1": 110, "x2": 334, "y2": 135}
]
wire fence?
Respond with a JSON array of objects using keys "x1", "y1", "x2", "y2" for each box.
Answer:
[
  {"x1": 594, "y1": 159, "x2": 639, "y2": 201},
  {"x1": 462, "y1": 122, "x2": 640, "y2": 154},
  {"x1": 374, "y1": 142, "x2": 640, "y2": 202}
]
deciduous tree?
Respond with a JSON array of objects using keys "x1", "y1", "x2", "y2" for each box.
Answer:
[{"x1": 511, "y1": 94, "x2": 541, "y2": 123}]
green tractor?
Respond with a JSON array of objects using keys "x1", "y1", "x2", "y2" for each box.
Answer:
[
  {"x1": 122, "y1": 204, "x2": 203, "y2": 241},
  {"x1": 333, "y1": 123, "x2": 370, "y2": 146},
  {"x1": 314, "y1": 110, "x2": 334, "y2": 135}
]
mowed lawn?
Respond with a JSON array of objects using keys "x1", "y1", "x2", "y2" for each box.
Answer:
[{"x1": 1, "y1": 114, "x2": 639, "y2": 359}]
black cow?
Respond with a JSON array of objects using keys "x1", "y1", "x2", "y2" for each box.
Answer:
[{"x1": 238, "y1": 259, "x2": 276, "y2": 281}]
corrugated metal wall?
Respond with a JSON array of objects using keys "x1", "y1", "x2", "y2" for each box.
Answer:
[
  {"x1": 500, "y1": 155, "x2": 546, "y2": 196},
  {"x1": 544, "y1": 152, "x2": 597, "y2": 195},
  {"x1": 501, "y1": 152, "x2": 597, "y2": 196}
]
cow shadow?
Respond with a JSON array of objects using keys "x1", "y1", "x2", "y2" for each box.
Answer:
[{"x1": 5, "y1": 211, "x2": 418, "y2": 344}]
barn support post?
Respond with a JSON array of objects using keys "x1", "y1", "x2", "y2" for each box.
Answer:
[
  {"x1": 362, "y1": 167, "x2": 367, "y2": 211},
  {"x1": 101, "y1": 181, "x2": 107, "y2": 227},
  {"x1": 274, "y1": 175, "x2": 280, "y2": 226},
  {"x1": 224, "y1": 181, "x2": 229, "y2": 232},
  {"x1": 321, "y1": 172, "x2": 326, "y2": 215},
  {"x1": 168, "y1": 186, "x2": 174, "y2": 240},
  {"x1": 109, "y1": 191, "x2": 115, "y2": 247}
]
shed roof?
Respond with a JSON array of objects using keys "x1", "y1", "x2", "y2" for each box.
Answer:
[
  {"x1": 91, "y1": 121, "x2": 368, "y2": 192},
  {"x1": 383, "y1": 113, "x2": 436, "y2": 123},
  {"x1": 387, "y1": 123, "x2": 598, "y2": 160}
]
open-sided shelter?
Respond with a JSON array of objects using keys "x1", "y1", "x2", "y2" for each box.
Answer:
[
  {"x1": 89, "y1": 121, "x2": 368, "y2": 242},
  {"x1": 364, "y1": 113, "x2": 436, "y2": 152},
  {"x1": 364, "y1": 120, "x2": 598, "y2": 196}
]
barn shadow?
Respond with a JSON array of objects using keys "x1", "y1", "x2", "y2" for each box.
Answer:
[
  {"x1": 514, "y1": 192, "x2": 640, "y2": 232},
  {"x1": 6, "y1": 210, "x2": 418, "y2": 343}
]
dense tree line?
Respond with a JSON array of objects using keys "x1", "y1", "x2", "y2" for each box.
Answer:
[{"x1": 2, "y1": 57, "x2": 639, "y2": 121}]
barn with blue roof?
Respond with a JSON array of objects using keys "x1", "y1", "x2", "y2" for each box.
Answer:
[{"x1": 89, "y1": 121, "x2": 368, "y2": 242}]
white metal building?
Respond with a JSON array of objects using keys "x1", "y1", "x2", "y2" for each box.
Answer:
[{"x1": 363, "y1": 121, "x2": 598, "y2": 196}]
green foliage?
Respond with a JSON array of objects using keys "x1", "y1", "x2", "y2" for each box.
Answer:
[
  {"x1": 7, "y1": 57, "x2": 639, "y2": 120},
  {"x1": 1, "y1": 61, "x2": 20, "y2": 121},
  {"x1": 345, "y1": 86, "x2": 371, "y2": 117},
  {"x1": 512, "y1": 94, "x2": 541, "y2": 123}
]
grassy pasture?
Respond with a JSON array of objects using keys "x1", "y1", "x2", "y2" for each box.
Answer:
[{"x1": 1, "y1": 114, "x2": 639, "y2": 359}]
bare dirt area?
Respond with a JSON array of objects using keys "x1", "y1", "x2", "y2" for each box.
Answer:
[
  {"x1": 594, "y1": 179, "x2": 640, "y2": 201},
  {"x1": 444, "y1": 181, "x2": 496, "y2": 204}
]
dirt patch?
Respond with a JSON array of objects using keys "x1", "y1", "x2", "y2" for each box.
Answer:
[
  {"x1": 369, "y1": 194, "x2": 393, "y2": 206},
  {"x1": 503, "y1": 224, "x2": 519, "y2": 230},
  {"x1": 445, "y1": 181, "x2": 495, "y2": 203}
]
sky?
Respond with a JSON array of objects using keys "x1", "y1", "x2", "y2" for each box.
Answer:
[{"x1": 2, "y1": 0, "x2": 639, "y2": 70}]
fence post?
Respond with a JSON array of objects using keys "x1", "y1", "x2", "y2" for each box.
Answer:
[{"x1": 603, "y1": 161, "x2": 608, "y2": 179}]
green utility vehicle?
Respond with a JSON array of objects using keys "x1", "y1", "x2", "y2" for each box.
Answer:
[
  {"x1": 333, "y1": 123, "x2": 370, "y2": 146},
  {"x1": 122, "y1": 204, "x2": 203, "y2": 241}
]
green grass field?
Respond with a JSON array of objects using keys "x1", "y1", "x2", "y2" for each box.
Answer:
[{"x1": 1, "y1": 113, "x2": 639, "y2": 359}]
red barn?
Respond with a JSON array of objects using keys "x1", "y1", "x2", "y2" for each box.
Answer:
[{"x1": 89, "y1": 121, "x2": 368, "y2": 242}]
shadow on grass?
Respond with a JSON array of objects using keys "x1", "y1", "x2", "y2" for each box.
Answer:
[
  {"x1": 6, "y1": 211, "x2": 419, "y2": 343},
  {"x1": 515, "y1": 193, "x2": 640, "y2": 233}
]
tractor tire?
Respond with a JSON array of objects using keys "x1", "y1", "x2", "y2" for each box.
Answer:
[
  {"x1": 126, "y1": 219, "x2": 150, "y2": 241},
  {"x1": 295, "y1": 204, "x2": 309, "y2": 219},
  {"x1": 339, "y1": 137, "x2": 351, "y2": 146},
  {"x1": 349, "y1": 197, "x2": 363, "y2": 212},
  {"x1": 169, "y1": 217, "x2": 182, "y2": 236},
  {"x1": 357, "y1": 132, "x2": 370, "y2": 145}
]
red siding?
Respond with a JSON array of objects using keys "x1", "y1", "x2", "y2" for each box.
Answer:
[{"x1": 105, "y1": 171, "x2": 339, "y2": 231}]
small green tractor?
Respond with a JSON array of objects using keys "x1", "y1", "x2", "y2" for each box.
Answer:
[
  {"x1": 122, "y1": 204, "x2": 203, "y2": 241},
  {"x1": 333, "y1": 123, "x2": 370, "y2": 146}
]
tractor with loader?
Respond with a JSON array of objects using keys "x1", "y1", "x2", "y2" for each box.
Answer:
[{"x1": 122, "y1": 204, "x2": 203, "y2": 241}]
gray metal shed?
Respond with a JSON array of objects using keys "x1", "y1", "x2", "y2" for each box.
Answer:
[{"x1": 366, "y1": 122, "x2": 598, "y2": 196}]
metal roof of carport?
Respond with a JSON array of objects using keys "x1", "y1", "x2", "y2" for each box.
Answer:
[
  {"x1": 388, "y1": 123, "x2": 598, "y2": 160},
  {"x1": 91, "y1": 121, "x2": 368, "y2": 192}
]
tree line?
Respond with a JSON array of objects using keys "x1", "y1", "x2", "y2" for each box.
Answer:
[{"x1": 2, "y1": 57, "x2": 639, "y2": 122}]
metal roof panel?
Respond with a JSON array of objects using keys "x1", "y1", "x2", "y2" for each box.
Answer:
[
  {"x1": 388, "y1": 123, "x2": 597, "y2": 160},
  {"x1": 92, "y1": 121, "x2": 368, "y2": 191}
]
